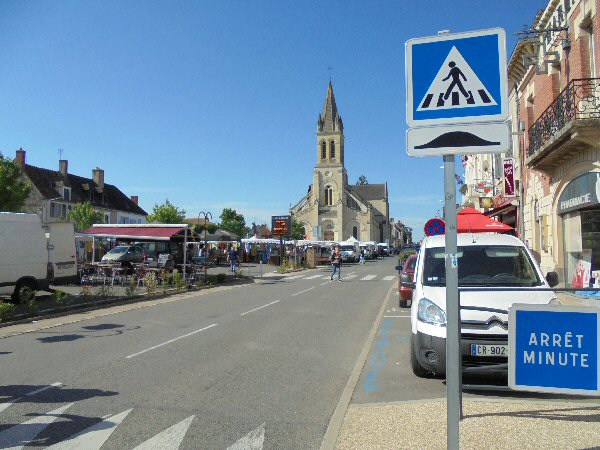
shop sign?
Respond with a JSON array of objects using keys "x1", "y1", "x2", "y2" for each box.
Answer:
[
  {"x1": 503, "y1": 158, "x2": 515, "y2": 196},
  {"x1": 493, "y1": 193, "x2": 514, "y2": 209},
  {"x1": 479, "y1": 197, "x2": 494, "y2": 209},
  {"x1": 271, "y1": 215, "x2": 291, "y2": 236},
  {"x1": 558, "y1": 172, "x2": 600, "y2": 214}
]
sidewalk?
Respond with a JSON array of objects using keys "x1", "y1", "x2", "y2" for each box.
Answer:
[{"x1": 330, "y1": 292, "x2": 600, "y2": 449}]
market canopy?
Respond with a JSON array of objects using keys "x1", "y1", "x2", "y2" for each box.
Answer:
[
  {"x1": 81, "y1": 224, "x2": 190, "y2": 241},
  {"x1": 457, "y1": 208, "x2": 514, "y2": 233}
]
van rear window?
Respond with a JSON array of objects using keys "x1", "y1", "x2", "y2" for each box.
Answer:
[{"x1": 423, "y1": 245, "x2": 542, "y2": 287}]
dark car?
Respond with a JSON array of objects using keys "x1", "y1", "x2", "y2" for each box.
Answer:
[{"x1": 397, "y1": 253, "x2": 417, "y2": 308}]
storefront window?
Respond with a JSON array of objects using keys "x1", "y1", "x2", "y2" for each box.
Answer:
[{"x1": 563, "y1": 209, "x2": 600, "y2": 288}]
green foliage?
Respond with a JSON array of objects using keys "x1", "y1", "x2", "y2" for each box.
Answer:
[
  {"x1": 399, "y1": 250, "x2": 417, "y2": 263},
  {"x1": 459, "y1": 184, "x2": 468, "y2": 196},
  {"x1": 173, "y1": 271, "x2": 184, "y2": 291},
  {"x1": 25, "y1": 293, "x2": 37, "y2": 317},
  {"x1": 290, "y1": 219, "x2": 305, "y2": 240},
  {"x1": 0, "y1": 152, "x2": 31, "y2": 212},
  {"x1": 67, "y1": 201, "x2": 104, "y2": 231},
  {"x1": 219, "y1": 208, "x2": 248, "y2": 238},
  {"x1": 125, "y1": 278, "x2": 138, "y2": 297},
  {"x1": 276, "y1": 258, "x2": 292, "y2": 273},
  {"x1": 147, "y1": 199, "x2": 186, "y2": 223},
  {"x1": 94, "y1": 284, "x2": 113, "y2": 300},
  {"x1": 356, "y1": 175, "x2": 368, "y2": 185},
  {"x1": 0, "y1": 301, "x2": 16, "y2": 323},
  {"x1": 80, "y1": 285, "x2": 93, "y2": 298},
  {"x1": 192, "y1": 222, "x2": 218, "y2": 235},
  {"x1": 51, "y1": 289, "x2": 69, "y2": 307},
  {"x1": 144, "y1": 272, "x2": 158, "y2": 295}
]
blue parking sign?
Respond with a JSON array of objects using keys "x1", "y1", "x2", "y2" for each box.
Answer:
[
  {"x1": 509, "y1": 304, "x2": 600, "y2": 395},
  {"x1": 406, "y1": 28, "x2": 507, "y2": 127}
]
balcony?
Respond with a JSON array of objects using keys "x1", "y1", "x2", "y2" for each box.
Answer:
[{"x1": 526, "y1": 78, "x2": 600, "y2": 173}]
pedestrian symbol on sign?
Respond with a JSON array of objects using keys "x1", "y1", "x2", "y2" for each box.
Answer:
[{"x1": 417, "y1": 46, "x2": 497, "y2": 112}]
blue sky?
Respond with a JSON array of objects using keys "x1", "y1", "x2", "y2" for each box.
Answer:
[{"x1": 0, "y1": 1, "x2": 545, "y2": 240}]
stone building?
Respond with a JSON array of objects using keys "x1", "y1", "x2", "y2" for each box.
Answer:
[{"x1": 290, "y1": 83, "x2": 390, "y2": 243}]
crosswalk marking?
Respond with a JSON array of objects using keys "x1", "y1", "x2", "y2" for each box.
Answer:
[
  {"x1": 46, "y1": 409, "x2": 132, "y2": 450},
  {"x1": 286, "y1": 275, "x2": 304, "y2": 280},
  {"x1": 133, "y1": 415, "x2": 195, "y2": 450},
  {"x1": 344, "y1": 274, "x2": 357, "y2": 280},
  {"x1": 382, "y1": 276, "x2": 395, "y2": 281},
  {"x1": 285, "y1": 273, "x2": 398, "y2": 282},
  {"x1": 360, "y1": 275, "x2": 377, "y2": 281},
  {"x1": 304, "y1": 274, "x2": 323, "y2": 280},
  {"x1": 0, "y1": 403, "x2": 73, "y2": 450}
]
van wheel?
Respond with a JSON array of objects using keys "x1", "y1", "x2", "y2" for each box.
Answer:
[
  {"x1": 410, "y1": 335, "x2": 432, "y2": 378},
  {"x1": 399, "y1": 298, "x2": 408, "y2": 308},
  {"x1": 12, "y1": 280, "x2": 37, "y2": 304}
]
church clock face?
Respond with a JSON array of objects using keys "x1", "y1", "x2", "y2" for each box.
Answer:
[{"x1": 325, "y1": 170, "x2": 332, "y2": 178}]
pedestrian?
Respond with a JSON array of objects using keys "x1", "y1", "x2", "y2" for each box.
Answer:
[
  {"x1": 228, "y1": 247, "x2": 239, "y2": 273},
  {"x1": 359, "y1": 249, "x2": 365, "y2": 265},
  {"x1": 330, "y1": 246, "x2": 342, "y2": 282}
]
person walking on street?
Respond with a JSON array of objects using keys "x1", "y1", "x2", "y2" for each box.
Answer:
[
  {"x1": 228, "y1": 247, "x2": 239, "y2": 273},
  {"x1": 330, "y1": 246, "x2": 342, "y2": 282}
]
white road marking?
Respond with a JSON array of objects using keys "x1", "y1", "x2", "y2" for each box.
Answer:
[
  {"x1": 291, "y1": 287, "x2": 315, "y2": 297},
  {"x1": 133, "y1": 415, "x2": 194, "y2": 450},
  {"x1": 382, "y1": 276, "x2": 395, "y2": 281},
  {"x1": 126, "y1": 324, "x2": 218, "y2": 359},
  {"x1": 227, "y1": 423, "x2": 266, "y2": 450},
  {"x1": 321, "y1": 276, "x2": 331, "y2": 280},
  {"x1": 286, "y1": 275, "x2": 304, "y2": 280},
  {"x1": 241, "y1": 300, "x2": 280, "y2": 316},
  {"x1": 344, "y1": 274, "x2": 357, "y2": 280},
  {"x1": 304, "y1": 274, "x2": 323, "y2": 280},
  {"x1": 46, "y1": 409, "x2": 132, "y2": 450},
  {"x1": 360, "y1": 275, "x2": 377, "y2": 281},
  {"x1": 0, "y1": 403, "x2": 73, "y2": 450},
  {"x1": 0, "y1": 382, "x2": 62, "y2": 413}
]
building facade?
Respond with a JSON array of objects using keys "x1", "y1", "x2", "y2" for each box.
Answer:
[
  {"x1": 15, "y1": 148, "x2": 147, "y2": 225},
  {"x1": 290, "y1": 83, "x2": 391, "y2": 243}
]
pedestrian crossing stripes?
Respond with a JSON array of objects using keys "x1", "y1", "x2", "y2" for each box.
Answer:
[
  {"x1": 287, "y1": 273, "x2": 395, "y2": 282},
  {"x1": 304, "y1": 274, "x2": 323, "y2": 280},
  {"x1": 382, "y1": 276, "x2": 395, "y2": 281},
  {"x1": 419, "y1": 89, "x2": 491, "y2": 109},
  {"x1": 360, "y1": 275, "x2": 377, "y2": 281}
]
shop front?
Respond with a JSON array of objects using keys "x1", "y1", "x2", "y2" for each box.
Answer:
[{"x1": 558, "y1": 172, "x2": 600, "y2": 289}]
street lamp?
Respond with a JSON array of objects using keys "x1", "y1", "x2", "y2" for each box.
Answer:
[{"x1": 198, "y1": 211, "x2": 212, "y2": 284}]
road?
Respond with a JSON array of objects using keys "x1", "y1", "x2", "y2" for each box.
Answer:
[{"x1": 0, "y1": 257, "x2": 398, "y2": 449}]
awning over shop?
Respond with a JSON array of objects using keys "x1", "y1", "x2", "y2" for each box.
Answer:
[{"x1": 81, "y1": 224, "x2": 189, "y2": 241}]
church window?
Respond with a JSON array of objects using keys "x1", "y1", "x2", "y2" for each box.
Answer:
[
  {"x1": 330, "y1": 141, "x2": 336, "y2": 158},
  {"x1": 325, "y1": 186, "x2": 333, "y2": 206},
  {"x1": 353, "y1": 226, "x2": 358, "y2": 239},
  {"x1": 321, "y1": 141, "x2": 326, "y2": 160}
]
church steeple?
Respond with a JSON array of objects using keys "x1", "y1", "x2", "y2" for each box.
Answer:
[
  {"x1": 316, "y1": 82, "x2": 345, "y2": 167},
  {"x1": 318, "y1": 82, "x2": 344, "y2": 133}
]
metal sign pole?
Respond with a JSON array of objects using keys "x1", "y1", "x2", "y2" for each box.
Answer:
[{"x1": 444, "y1": 154, "x2": 460, "y2": 450}]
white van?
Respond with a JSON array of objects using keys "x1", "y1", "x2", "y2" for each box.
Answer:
[
  {"x1": 338, "y1": 240, "x2": 360, "y2": 263},
  {"x1": 0, "y1": 213, "x2": 77, "y2": 303},
  {"x1": 410, "y1": 233, "x2": 558, "y2": 378}
]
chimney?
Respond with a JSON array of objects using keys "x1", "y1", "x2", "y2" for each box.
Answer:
[
  {"x1": 92, "y1": 167, "x2": 104, "y2": 190},
  {"x1": 130, "y1": 195, "x2": 138, "y2": 205},
  {"x1": 15, "y1": 148, "x2": 25, "y2": 167},
  {"x1": 59, "y1": 159, "x2": 68, "y2": 176}
]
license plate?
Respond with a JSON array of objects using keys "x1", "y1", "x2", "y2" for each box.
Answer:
[{"x1": 470, "y1": 344, "x2": 507, "y2": 357}]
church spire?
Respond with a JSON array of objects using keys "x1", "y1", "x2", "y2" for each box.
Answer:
[{"x1": 318, "y1": 81, "x2": 343, "y2": 133}]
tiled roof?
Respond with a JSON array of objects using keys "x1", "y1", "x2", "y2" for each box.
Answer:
[
  {"x1": 350, "y1": 184, "x2": 387, "y2": 201},
  {"x1": 22, "y1": 164, "x2": 147, "y2": 216}
]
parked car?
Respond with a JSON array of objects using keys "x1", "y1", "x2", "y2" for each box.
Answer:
[
  {"x1": 409, "y1": 233, "x2": 559, "y2": 378},
  {"x1": 339, "y1": 243, "x2": 359, "y2": 263},
  {"x1": 396, "y1": 253, "x2": 417, "y2": 308},
  {"x1": 101, "y1": 245, "x2": 145, "y2": 264}
]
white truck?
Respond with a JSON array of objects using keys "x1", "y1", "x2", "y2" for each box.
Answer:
[{"x1": 0, "y1": 213, "x2": 77, "y2": 303}]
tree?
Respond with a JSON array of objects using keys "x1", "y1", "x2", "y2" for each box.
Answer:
[
  {"x1": 192, "y1": 222, "x2": 218, "y2": 235},
  {"x1": 290, "y1": 219, "x2": 305, "y2": 240},
  {"x1": 0, "y1": 152, "x2": 31, "y2": 212},
  {"x1": 68, "y1": 201, "x2": 104, "y2": 231},
  {"x1": 147, "y1": 199, "x2": 186, "y2": 223},
  {"x1": 356, "y1": 175, "x2": 368, "y2": 185},
  {"x1": 219, "y1": 208, "x2": 248, "y2": 238}
]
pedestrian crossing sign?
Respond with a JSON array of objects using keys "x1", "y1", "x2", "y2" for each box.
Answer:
[{"x1": 406, "y1": 28, "x2": 507, "y2": 127}]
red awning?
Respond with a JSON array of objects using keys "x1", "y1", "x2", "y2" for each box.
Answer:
[
  {"x1": 457, "y1": 208, "x2": 513, "y2": 233},
  {"x1": 81, "y1": 225, "x2": 188, "y2": 241}
]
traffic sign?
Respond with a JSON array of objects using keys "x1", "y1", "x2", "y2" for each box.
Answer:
[
  {"x1": 406, "y1": 28, "x2": 507, "y2": 127},
  {"x1": 406, "y1": 122, "x2": 510, "y2": 156},
  {"x1": 424, "y1": 218, "x2": 445, "y2": 236},
  {"x1": 509, "y1": 304, "x2": 600, "y2": 395}
]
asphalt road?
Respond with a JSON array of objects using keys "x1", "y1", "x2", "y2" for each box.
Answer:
[{"x1": 0, "y1": 257, "x2": 398, "y2": 449}]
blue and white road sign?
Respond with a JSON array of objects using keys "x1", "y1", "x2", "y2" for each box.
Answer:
[
  {"x1": 406, "y1": 28, "x2": 507, "y2": 127},
  {"x1": 509, "y1": 304, "x2": 600, "y2": 395}
]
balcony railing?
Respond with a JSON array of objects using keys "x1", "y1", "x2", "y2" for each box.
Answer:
[{"x1": 527, "y1": 78, "x2": 600, "y2": 157}]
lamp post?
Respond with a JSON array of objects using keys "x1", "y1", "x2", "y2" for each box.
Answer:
[{"x1": 198, "y1": 211, "x2": 212, "y2": 284}]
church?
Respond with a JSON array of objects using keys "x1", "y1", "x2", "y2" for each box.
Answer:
[{"x1": 290, "y1": 82, "x2": 390, "y2": 243}]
